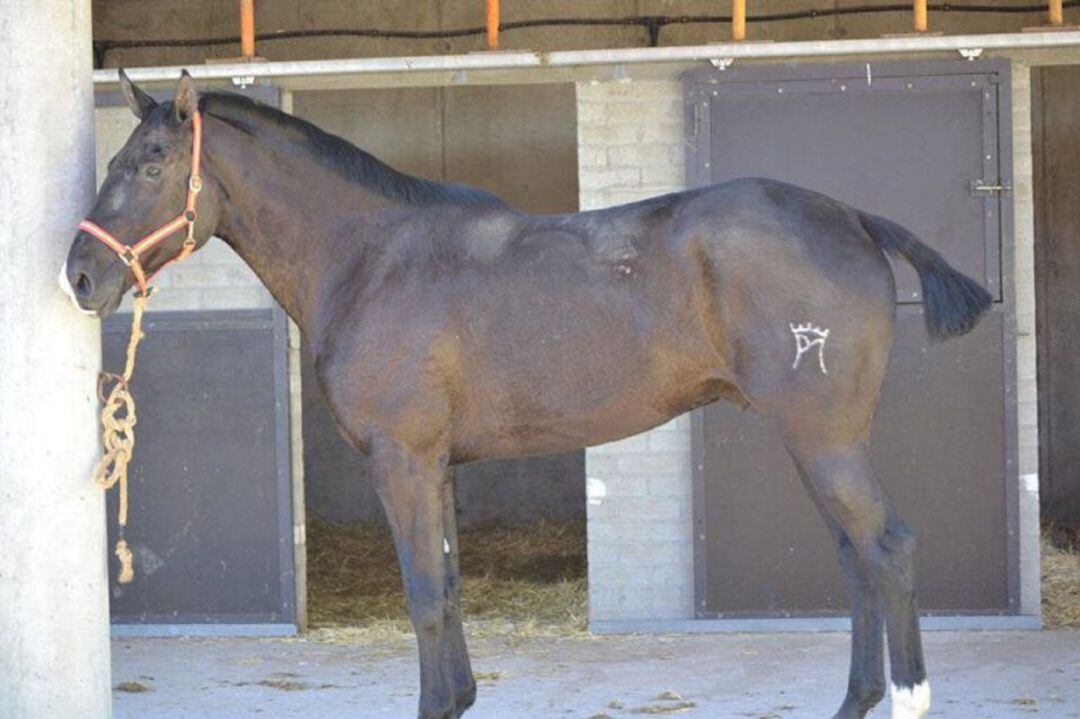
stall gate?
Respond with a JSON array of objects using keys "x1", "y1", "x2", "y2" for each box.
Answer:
[{"x1": 686, "y1": 60, "x2": 1018, "y2": 617}]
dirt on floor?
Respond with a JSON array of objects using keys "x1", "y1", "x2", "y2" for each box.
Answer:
[
  {"x1": 307, "y1": 516, "x2": 587, "y2": 638},
  {"x1": 111, "y1": 631, "x2": 1080, "y2": 719}
]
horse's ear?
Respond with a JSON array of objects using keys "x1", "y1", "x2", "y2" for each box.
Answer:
[
  {"x1": 173, "y1": 69, "x2": 199, "y2": 124},
  {"x1": 119, "y1": 68, "x2": 157, "y2": 120}
]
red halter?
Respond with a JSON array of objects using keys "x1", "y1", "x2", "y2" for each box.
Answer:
[{"x1": 78, "y1": 111, "x2": 204, "y2": 297}]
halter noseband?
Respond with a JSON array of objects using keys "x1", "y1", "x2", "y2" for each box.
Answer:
[{"x1": 78, "y1": 110, "x2": 204, "y2": 297}]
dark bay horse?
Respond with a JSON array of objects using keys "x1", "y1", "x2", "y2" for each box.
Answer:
[{"x1": 63, "y1": 71, "x2": 991, "y2": 719}]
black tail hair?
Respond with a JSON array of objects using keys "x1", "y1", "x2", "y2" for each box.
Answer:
[{"x1": 859, "y1": 211, "x2": 992, "y2": 341}]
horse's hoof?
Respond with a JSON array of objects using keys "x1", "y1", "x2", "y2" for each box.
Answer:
[
  {"x1": 831, "y1": 692, "x2": 882, "y2": 719},
  {"x1": 418, "y1": 708, "x2": 457, "y2": 719},
  {"x1": 831, "y1": 706, "x2": 868, "y2": 719},
  {"x1": 455, "y1": 682, "x2": 477, "y2": 713}
]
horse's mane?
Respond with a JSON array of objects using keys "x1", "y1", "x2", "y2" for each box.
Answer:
[{"x1": 199, "y1": 92, "x2": 506, "y2": 209}]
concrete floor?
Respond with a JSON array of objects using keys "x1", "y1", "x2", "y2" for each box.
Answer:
[{"x1": 112, "y1": 630, "x2": 1080, "y2": 718}]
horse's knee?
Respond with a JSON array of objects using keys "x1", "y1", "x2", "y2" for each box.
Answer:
[
  {"x1": 877, "y1": 522, "x2": 916, "y2": 590},
  {"x1": 880, "y1": 521, "x2": 915, "y2": 559},
  {"x1": 410, "y1": 601, "x2": 447, "y2": 638}
]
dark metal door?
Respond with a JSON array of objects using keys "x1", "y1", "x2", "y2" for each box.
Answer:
[
  {"x1": 103, "y1": 310, "x2": 295, "y2": 627},
  {"x1": 1034, "y1": 66, "x2": 1080, "y2": 527},
  {"x1": 687, "y1": 61, "x2": 1017, "y2": 617}
]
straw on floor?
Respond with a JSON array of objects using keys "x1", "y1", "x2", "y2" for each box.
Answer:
[
  {"x1": 307, "y1": 515, "x2": 587, "y2": 638},
  {"x1": 1042, "y1": 524, "x2": 1080, "y2": 629},
  {"x1": 308, "y1": 515, "x2": 1080, "y2": 637}
]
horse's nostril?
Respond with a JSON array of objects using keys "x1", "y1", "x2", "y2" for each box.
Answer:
[{"x1": 75, "y1": 273, "x2": 92, "y2": 299}]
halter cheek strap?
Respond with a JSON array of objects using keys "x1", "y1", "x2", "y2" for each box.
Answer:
[{"x1": 78, "y1": 110, "x2": 204, "y2": 297}]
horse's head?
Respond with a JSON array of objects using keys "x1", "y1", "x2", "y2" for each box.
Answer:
[{"x1": 62, "y1": 70, "x2": 218, "y2": 316}]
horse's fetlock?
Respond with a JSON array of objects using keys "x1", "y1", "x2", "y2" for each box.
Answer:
[{"x1": 854, "y1": 679, "x2": 886, "y2": 710}]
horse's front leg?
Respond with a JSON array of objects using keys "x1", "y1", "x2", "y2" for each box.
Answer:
[
  {"x1": 371, "y1": 438, "x2": 461, "y2": 719},
  {"x1": 441, "y1": 469, "x2": 476, "y2": 712}
]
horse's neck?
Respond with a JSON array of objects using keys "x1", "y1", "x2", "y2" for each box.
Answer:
[{"x1": 207, "y1": 121, "x2": 400, "y2": 338}]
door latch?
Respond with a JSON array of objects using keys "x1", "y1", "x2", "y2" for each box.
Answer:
[{"x1": 970, "y1": 178, "x2": 1011, "y2": 197}]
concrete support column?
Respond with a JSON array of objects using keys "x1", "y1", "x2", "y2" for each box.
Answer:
[{"x1": 0, "y1": 2, "x2": 112, "y2": 718}]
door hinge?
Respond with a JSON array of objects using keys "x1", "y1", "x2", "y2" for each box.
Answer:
[{"x1": 970, "y1": 178, "x2": 1011, "y2": 197}]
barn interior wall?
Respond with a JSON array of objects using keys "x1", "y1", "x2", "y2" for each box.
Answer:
[
  {"x1": 91, "y1": 1, "x2": 1079, "y2": 68},
  {"x1": 1032, "y1": 65, "x2": 1080, "y2": 529}
]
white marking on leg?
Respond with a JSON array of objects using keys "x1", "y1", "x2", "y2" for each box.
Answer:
[
  {"x1": 443, "y1": 537, "x2": 451, "y2": 554},
  {"x1": 58, "y1": 262, "x2": 97, "y2": 316},
  {"x1": 891, "y1": 680, "x2": 931, "y2": 719},
  {"x1": 586, "y1": 477, "x2": 607, "y2": 506},
  {"x1": 790, "y1": 322, "x2": 830, "y2": 374}
]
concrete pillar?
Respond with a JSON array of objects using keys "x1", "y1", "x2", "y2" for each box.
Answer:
[{"x1": 0, "y1": 2, "x2": 112, "y2": 718}]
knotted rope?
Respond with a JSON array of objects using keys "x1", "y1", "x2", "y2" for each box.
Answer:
[{"x1": 91, "y1": 292, "x2": 150, "y2": 584}]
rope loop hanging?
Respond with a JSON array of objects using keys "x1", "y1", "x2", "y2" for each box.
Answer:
[{"x1": 90, "y1": 292, "x2": 150, "y2": 584}]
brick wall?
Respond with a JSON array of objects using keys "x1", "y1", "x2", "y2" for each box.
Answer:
[
  {"x1": 1010, "y1": 65, "x2": 1041, "y2": 616},
  {"x1": 577, "y1": 80, "x2": 696, "y2": 622}
]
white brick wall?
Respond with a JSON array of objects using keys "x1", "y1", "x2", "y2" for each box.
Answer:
[
  {"x1": 577, "y1": 80, "x2": 695, "y2": 623},
  {"x1": 94, "y1": 107, "x2": 272, "y2": 313},
  {"x1": 1010, "y1": 65, "x2": 1041, "y2": 617}
]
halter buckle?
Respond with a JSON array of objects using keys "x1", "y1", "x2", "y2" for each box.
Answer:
[
  {"x1": 189, "y1": 175, "x2": 203, "y2": 193},
  {"x1": 120, "y1": 247, "x2": 138, "y2": 267},
  {"x1": 183, "y1": 222, "x2": 197, "y2": 250}
]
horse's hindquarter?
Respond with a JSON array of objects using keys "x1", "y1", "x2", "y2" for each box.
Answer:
[{"x1": 694, "y1": 179, "x2": 899, "y2": 445}]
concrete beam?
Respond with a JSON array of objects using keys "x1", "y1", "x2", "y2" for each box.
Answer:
[
  {"x1": 0, "y1": 1, "x2": 112, "y2": 718},
  {"x1": 93, "y1": 30, "x2": 1080, "y2": 92}
]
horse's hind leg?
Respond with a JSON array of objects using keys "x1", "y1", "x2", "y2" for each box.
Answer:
[
  {"x1": 810, "y1": 505, "x2": 885, "y2": 718},
  {"x1": 787, "y1": 443, "x2": 929, "y2": 719},
  {"x1": 441, "y1": 469, "x2": 476, "y2": 712}
]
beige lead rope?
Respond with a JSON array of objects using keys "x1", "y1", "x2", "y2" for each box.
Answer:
[
  {"x1": 91, "y1": 292, "x2": 151, "y2": 584},
  {"x1": 81, "y1": 109, "x2": 204, "y2": 585}
]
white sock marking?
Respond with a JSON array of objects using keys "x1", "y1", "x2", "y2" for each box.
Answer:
[
  {"x1": 58, "y1": 262, "x2": 97, "y2": 316},
  {"x1": 891, "y1": 681, "x2": 931, "y2": 719}
]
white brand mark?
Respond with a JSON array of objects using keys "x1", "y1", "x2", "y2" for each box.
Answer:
[{"x1": 790, "y1": 323, "x2": 830, "y2": 375}]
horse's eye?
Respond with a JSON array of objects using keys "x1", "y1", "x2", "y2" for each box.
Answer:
[{"x1": 144, "y1": 165, "x2": 162, "y2": 179}]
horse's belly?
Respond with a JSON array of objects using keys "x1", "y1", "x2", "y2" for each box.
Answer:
[{"x1": 450, "y1": 334, "x2": 733, "y2": 462}]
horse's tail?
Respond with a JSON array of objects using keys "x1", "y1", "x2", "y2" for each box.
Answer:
[{"x1": 859, "y1": 211, "x2": 992, "y2": 341}]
